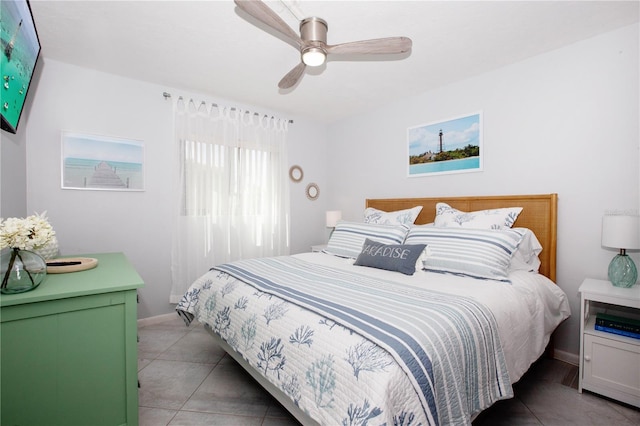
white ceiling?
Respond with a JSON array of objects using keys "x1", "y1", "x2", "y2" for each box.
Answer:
[{"x1": 30, "y1": 1, "x2": 639, "y2": 123}]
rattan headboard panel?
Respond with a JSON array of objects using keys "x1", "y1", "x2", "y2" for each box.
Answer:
[{"x1": 366, "y1": 194, "x2": 558, "y2": 282}]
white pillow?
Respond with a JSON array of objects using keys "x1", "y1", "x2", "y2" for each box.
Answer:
[
  {"x1": 364, "y1": 206, "x2": 423, "y2": 225},
  {"x1": 434, "y1": 202, "x2": 522, "y2": 229},
  {"x1": 509, "y1": 228, "x2": 543, "y2": 272},
  {"x1": 324, "y1": 221, "x2": 410, "y2": 259},
  {"x1": 405, "y1": 225, "x2": 525, "y2": 282}
]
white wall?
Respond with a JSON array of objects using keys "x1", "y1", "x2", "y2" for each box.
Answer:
[
  {"x1": 287, "y1": 118, "x2": 331, "y2": 254},
  {"x1": 1, "y1": 129, "x2": 27, "y2": 218},
  {"x1": 325, "y1": 23, "x2": 640, "y2": 358},
  {"x1": 0, "y1": 58, "x2": 41, "y2": 218},
  {"x1": 24, "y1": 59, "x2": 328, "y2": 318}
]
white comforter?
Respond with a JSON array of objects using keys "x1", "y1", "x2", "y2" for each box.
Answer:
[
  {"x1": 297, "y1": 253, "x2": 571, "y2": 385},
  {"x1": 177, "y1": 252, "x2": 570, "y2": 425}
]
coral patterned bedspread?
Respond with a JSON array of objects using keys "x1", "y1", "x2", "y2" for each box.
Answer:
[{"x1": 176, "y1": 254, "x2": 522, "y2": 425}]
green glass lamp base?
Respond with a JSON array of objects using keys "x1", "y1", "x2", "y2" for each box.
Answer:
[{"x1": 608, "y1": 254, "x2": 638, "y2": 288}]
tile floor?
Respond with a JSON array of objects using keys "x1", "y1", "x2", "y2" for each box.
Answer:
[{"x1": 138, "y1": 316, "x2": 640, "y2": 426}]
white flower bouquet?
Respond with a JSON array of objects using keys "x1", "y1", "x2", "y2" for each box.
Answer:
[
  {"x1": 1, "y1": 212, "x2": 56, "y2": 292},
  {"x1": 0, "y1": 212, "x2": 56, "y2": 251}
]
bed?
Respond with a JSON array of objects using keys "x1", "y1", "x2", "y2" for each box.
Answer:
[{"x1": 176, "y1": 193, "x2": 570, "y2": 425}]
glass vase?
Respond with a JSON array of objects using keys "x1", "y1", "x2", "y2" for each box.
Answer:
[{"x1": 0, "y1": 248, "x2": 47, "y2": 294}]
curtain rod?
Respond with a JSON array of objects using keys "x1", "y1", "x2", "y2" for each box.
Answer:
[{"x1": 163, "y1": 92, "x2": 293, "y2": 124}]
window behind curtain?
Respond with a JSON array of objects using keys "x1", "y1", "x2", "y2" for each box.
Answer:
[{"x1": 170, "y1": 100, "x2": 290, "y2": 303}]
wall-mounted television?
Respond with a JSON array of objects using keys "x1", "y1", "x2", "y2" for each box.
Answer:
[{"x1": 1, "y1": 0, "x2": 40, "y2": 134}]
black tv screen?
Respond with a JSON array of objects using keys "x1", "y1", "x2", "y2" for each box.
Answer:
[{"x1": 1, "y1": 0, "x2": 40, "y2": 134}]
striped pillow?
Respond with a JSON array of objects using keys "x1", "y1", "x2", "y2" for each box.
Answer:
[
  {"x1": 324, "y1": 221, "x2": 410, "y2": 259},
  {"x1": 405, "y1": 226, "x2": 525, "y2": 281}
]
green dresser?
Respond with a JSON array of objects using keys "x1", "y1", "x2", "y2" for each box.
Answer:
[{"x1": 1, "y1": 252, "x2": 144, "y2": 426}]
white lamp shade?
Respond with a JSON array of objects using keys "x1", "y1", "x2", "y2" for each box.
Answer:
[
  {"x1": 602, "y1": 215, "x2": 640, "y2": 250},
  {"x1": 326, "y1": 210, "x2": 342, "y2": 228}
]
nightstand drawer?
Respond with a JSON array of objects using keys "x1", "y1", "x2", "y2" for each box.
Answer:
[{"x1": 583, "y1": 333, "x2": 640, "y2": 406}]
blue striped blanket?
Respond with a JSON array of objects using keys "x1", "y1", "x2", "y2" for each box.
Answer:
[{"x1": 211, "y1": 256, "x2": 512, "y2": 425}]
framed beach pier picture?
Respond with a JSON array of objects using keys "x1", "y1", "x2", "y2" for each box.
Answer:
[
  {"x1": 61, "y1": 132, "x2": 145, "y2": 191},
  {"x1": 408, "y1": 112, "x2": 482, "y2": 177}
]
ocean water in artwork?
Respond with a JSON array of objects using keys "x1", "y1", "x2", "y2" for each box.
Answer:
[
  {"x1": 409, "y1": 156, "x2": 480, "y2": 176},
  {"x1": 63, "y1": 158, "x2": 143, "y2": 190}
]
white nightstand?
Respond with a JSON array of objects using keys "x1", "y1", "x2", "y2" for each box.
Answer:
[
  {"x1": 311, "y1": 244, "x2": 327, "y2": 253},
  {"x1": 578, "y1": 278, "x2": 640, "y2": 407}
]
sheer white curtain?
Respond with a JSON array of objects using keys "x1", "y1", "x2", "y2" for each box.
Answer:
[{"x1": 170, "y1": 98, "x2": 290, "y2": 303}]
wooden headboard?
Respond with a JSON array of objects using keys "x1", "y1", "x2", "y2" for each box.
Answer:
[{"x1": 366, "y1": 194, "x2": 558, "y2": 282}]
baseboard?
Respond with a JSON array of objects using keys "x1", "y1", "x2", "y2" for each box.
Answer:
[
  {"x1": 553, "y1": 348, "x2": 579, "y2": 366},
  {"x1": 137, "y1": 312, "x2": 177, "y2": 327}
]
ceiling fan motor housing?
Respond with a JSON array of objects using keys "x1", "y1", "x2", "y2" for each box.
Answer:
[{"x1": 300, "y1": 17, "x2": 328, "y2": 43}]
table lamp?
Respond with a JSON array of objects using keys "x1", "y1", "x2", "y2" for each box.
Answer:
[
  {"x1": 601, "y1": 215, "x2": 640, "y2": 287},
  {"x1": 326, "y1": 210, "x2": 342, "y2": 229}
]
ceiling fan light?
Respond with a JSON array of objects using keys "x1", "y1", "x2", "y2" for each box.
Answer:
[{"x1": 302, "y1": 47, "x2": 326, "y2": 67}]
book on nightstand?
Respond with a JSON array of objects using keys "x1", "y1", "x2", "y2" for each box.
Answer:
[{"x1": 595, "y1": 313, "x2": 640, "y2": 339}]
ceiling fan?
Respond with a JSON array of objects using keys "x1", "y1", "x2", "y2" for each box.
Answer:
[{"x1": 234, "y1": 0, "x2": 413, "y2": 89}]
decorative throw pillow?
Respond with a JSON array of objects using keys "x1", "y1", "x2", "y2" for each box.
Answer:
[
  {"x1": 434, "y1": 203, "x2": 522, "y2": 229},
  {"x1": 404, "y1": 226, "x2": 525, "y2": 281},
  {"x1": 364, "y1": 206, "x2": 423, "y2": 225},
  {"x1": 323, "y1": 221, "x2": 410, "y2": 259},
  {"x1": 354, "y1": 238, "x2": 427, "y2": 275}
]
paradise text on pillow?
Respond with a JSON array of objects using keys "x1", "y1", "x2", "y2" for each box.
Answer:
[{"x1": 362, "y1": 243, "x2": 411, "y2": 259}]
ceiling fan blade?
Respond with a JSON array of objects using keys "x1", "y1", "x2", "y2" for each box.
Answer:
[
  {"x1": 234, "y1": 0, "x2": 302, "y2": 47},
  {"x1": 278, "y1": 63, "x2": 306, "y2": 89},
  {"x1": 326, "y1": 37, "x2": 412, "y2": 55}
]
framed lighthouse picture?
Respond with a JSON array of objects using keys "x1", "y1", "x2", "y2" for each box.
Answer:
[{"x1": 407, "y1": 112, "x2": 482, "y2": 177}]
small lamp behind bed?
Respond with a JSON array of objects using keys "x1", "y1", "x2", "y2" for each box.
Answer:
[
  {"x1": 326, "y1": 210, "x2": 342, "y2": 239},
  {"x1": 326, "y1": 210, "x2": 342, "y2": 229},
  {"x1": 601, "y1": 214, "x2": 640, "y2": 287}
]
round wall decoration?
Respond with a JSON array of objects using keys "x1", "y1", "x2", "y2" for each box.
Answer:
[
  {"x1": 305, "y1": 183, "x2": 320, "y2": 201},
  {"x1": 289, "y1": 165, "x2": 304, "y2": 182}
]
